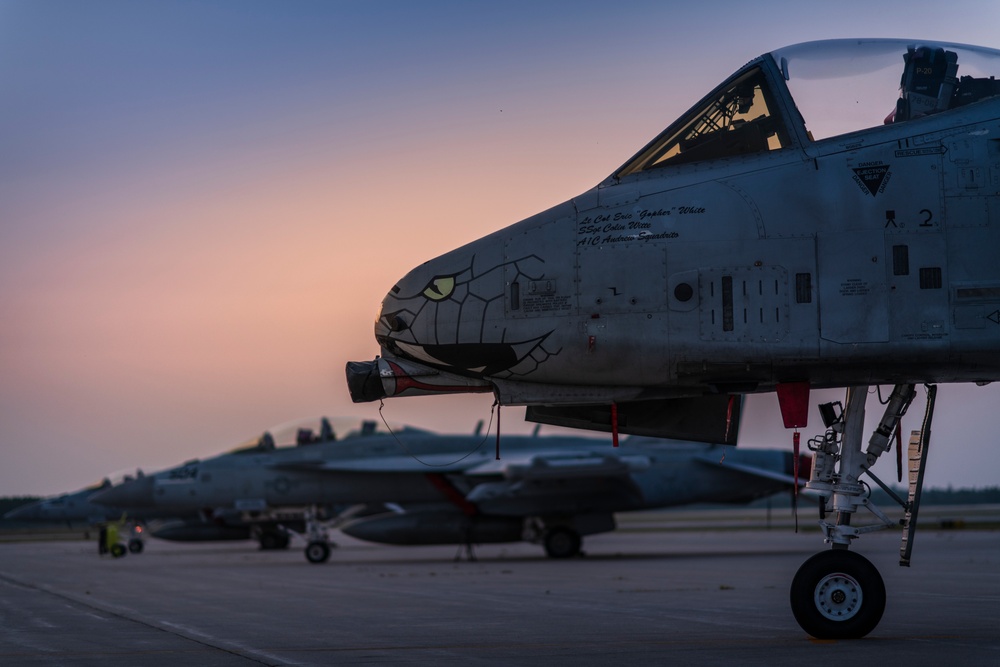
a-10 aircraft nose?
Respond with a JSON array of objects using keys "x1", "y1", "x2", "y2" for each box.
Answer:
[
  {"x1": 91, "y1": 476, "x2": 155, "y2": 508},
  {"x1": 346, "y1": 242, "x2": 519, "y2": 403}
]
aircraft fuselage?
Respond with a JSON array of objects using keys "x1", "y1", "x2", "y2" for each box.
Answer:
[{"x1": 355, "y1": 49, "x2": 1000, "y2": 419}]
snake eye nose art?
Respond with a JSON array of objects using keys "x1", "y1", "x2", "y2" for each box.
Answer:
[{"x1": 422, "y1": 276, "x2": 456, "y2": 301}]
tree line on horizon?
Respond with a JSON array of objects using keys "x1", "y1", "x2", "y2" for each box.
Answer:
[{"x1": 3, "y1": 486, "x2": 1000, "y2": 518}]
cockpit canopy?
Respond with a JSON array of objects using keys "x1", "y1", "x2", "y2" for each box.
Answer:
[
  {"x1": 227, "y1": 416, "x2": 410, "y2": 454},
  {"x1": 618, "y1": 38, "x2": 1000, "y2": 178},
  {"x1": 776, "y1": 38, "x2": 1000, "y2": 137},
  {"x1": 619, "y1": 67, "x2": 791, "y2": 176}
]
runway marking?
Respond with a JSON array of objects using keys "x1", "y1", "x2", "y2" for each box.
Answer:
[
  {"x1": 65, "y1": 603, "x2": 110, "y2": 622},
  {"x1": 159, "y1": 622, "x2": 298, "y2": 665},
  {"x1": 0, "y1": 571, "x2": 288, "y2": 665}
]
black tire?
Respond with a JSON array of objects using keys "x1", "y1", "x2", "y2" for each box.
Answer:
[
  {"x1": 110, "y1": 543, "x2": 127, "y2": 559},
  {"x1": 790, "y1": 550, "x2": 886, "y2": 639},
  {"x1": 259, "y1": 530, "x2": 284, "y2": 550},
  {"x1": 128, "y1": 539, "x2": 144, "y2": 554},
  {"x1": 543, "y1": 527, "x2": 582, "y2": 559},
  {"x1": 305, "y1": 541, "x2": 330, "y2": 564}
]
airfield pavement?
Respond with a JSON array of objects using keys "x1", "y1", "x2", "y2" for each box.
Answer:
[{"x1": 0, "y1": 509, "x2": 998, "y2": 666}]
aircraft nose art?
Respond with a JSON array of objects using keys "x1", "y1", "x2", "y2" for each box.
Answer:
[{"x1": 372, "y1": 246, "x2": 559, "y2": 379}]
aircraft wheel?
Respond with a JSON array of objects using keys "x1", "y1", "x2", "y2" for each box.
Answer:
[
  {"x1": 305, "y1": 541, "x2": 330, "y2": 564},
  {"x1": 128, "y1": 539, "x2": 144, "y2": 554},
  {"x1": 790, "y1": 550, "x2": 885, "y2": 639},
  {"x1": 110, "y1": 543, "x2": 127, "y2": 559},
  {"x1": 543, "y1": 528, "x2": 581, "y2": 559}
]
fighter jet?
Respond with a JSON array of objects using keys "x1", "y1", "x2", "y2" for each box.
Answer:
[
  {"x1": 5, "y1": 479, "x2": 124, "y2": 526},
  {"x1": 346, "y1": 39, "x2": 1000, "y2": 638},
  {"x1": 92, "y1": 416, "x2": 807, "y2": 564},
  {"x1": 5, "y1": 475, "x2": 302, "y2": 553},
  {"x1": 4, "y1": 476, "x2": 150, "y2": 555}
]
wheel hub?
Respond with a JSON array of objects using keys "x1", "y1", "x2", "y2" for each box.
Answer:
[{"x1": 814, "y1": 572, "x2": 862, "y2": 621}]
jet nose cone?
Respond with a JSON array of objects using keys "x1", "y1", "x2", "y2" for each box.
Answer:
[{"x1": 91, "y1": 476, "x2": 155, "y2": 508}]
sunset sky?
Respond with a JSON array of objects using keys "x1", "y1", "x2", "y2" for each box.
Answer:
[{"x1": 3, "y1": 1, "x2": 1000, "y2": 496}]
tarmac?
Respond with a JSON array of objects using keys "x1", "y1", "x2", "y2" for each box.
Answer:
[{"x1": 0, "y1": 510, "x2": 998, "y2": 666}]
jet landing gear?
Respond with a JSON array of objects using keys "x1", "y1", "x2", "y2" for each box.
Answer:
[
  {"x1": 790, "y1": 384, "x2": 935, "y2": 639},
  {"x1": 790, "y1": 549, "x2": 886, "y2": 639},
  {"x1": 543, "y1": 527, "x2": 582, "y2": 559},
  {"x1": 303, "y1": 506, "x2": 335, "y2": 564},
  {"x1": 305, "y1": 540, "x2": 331, "y2": 564},
  {"x1": 525, "y1": 518, "x2": 585, "y2": 558},
  {"x1": 258, "y1": 528, "x2": 291, "y2": 550}
]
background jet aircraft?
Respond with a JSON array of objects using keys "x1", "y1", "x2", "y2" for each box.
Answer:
[
  {"x1": 5, "y1": 479, "x2": 125, "y2": 526},
  {"x1": 4, "y1": 475, "x2": 303, "y2": 552},
  {"x1": 93, "y1": 416, "x2": 808, "y2": 563},
  {"x1": 336, "y1": 438, "x2": 807, "y2": 559},
  {"x1": 4, "y1": 477, "x2": 152, "y2": 555},
  {"x1": 346, "y1": 39, "x2": 1000, "y2": 638}
]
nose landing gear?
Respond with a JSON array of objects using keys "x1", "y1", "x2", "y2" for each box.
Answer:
[
  {"x1": 789, "y1": 383, "x2": 935, "y2": 639},
  {"x1": 303, "y1": 505, "x2": 333, "y2": 564}
]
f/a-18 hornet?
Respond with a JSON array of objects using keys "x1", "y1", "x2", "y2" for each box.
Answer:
[
  {"x1": 92, "y1": 416, "x2": 807, "y2": 563},
  {"x1": 4, "y1": 478, "x2": 150, "y2": 556},
  {"x1": 4, "y1": 474, "x2": 305, "y2": 555},
  {"x1": 347, "y1": 38, "x2": 1000, "y2": 639}
]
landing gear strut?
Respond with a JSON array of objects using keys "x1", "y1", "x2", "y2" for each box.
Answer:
[
  {"x1": 303, "y1": 505, "x2": 334, "y2": 564},
  {"x1": 789, "y1": 384, "x2": 935, "y2": 639}
]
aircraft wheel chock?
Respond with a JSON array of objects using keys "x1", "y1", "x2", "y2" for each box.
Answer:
[
  {"x1": 128, "y1": 539, "x2": 144, "y2": 554},
  {"x1": 790, "y1": 549, "x2": 885, "y2": 639},
  {"x1": 305, "y1": 541, "x2": 331, "y2": 564},
  {"x1": 110, "y1": 543, "x2": 127, "y2": 559},
  {"x1": 543, "y1": 528, "x2": 581, "y2": 559}
]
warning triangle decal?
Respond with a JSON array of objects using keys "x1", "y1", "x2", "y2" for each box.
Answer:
[{"x1": 852, "y1": 165, "x2": 890, "y2": 197}]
